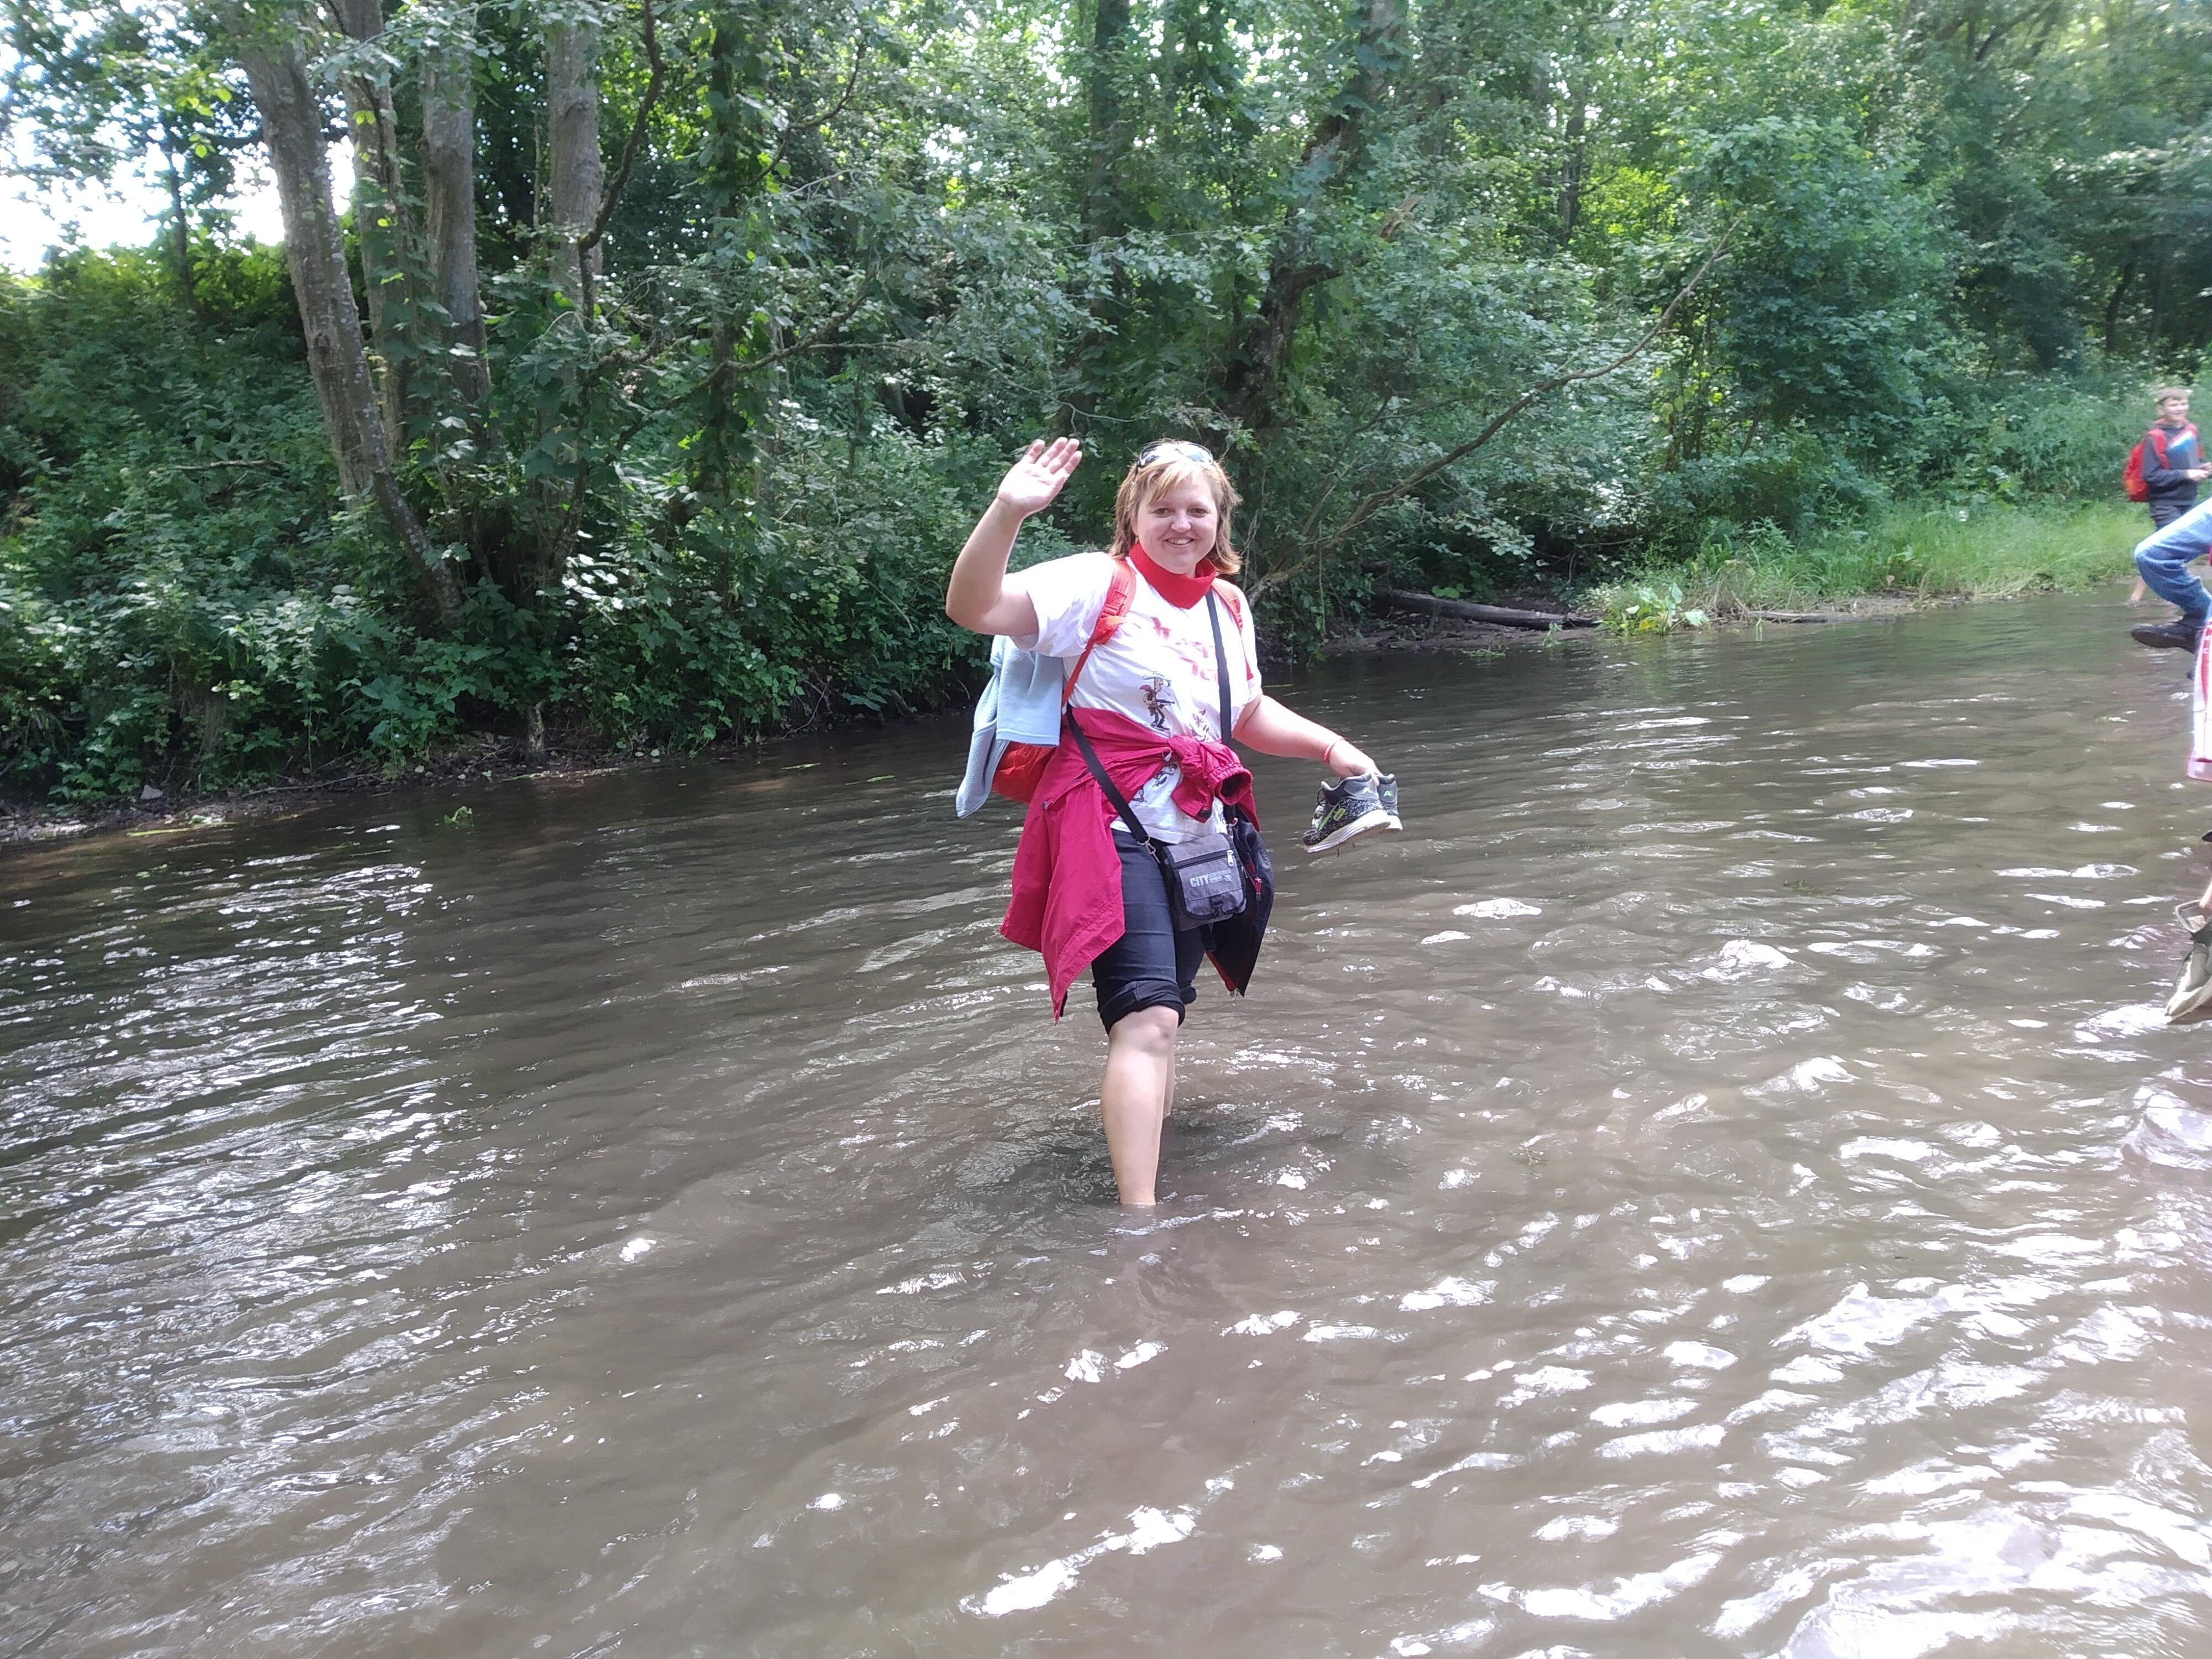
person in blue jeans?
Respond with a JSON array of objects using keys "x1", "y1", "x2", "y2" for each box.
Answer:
[
  {"x1": 2133, "y1": 498, "x2": 2212, "y2": 650},
  {"x1": 2131, "y1": 388, "x2": 2211, "y2": 648}
]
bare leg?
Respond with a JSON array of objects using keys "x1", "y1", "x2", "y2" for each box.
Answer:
[
  {"x1": 1100, "y1": 1006, "x2": 1179, "y2": 1206},
  {"x1": 2132, "y1": 578, "x2": 2150, "y2": 603}
]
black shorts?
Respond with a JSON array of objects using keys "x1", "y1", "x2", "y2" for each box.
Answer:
[
  {"x1": 2152, "y1": 499, "x2": 2194, "y2": 531},
  {"x1": 1091, "y1": 834, "x2": 1208, "y2": 1032}
]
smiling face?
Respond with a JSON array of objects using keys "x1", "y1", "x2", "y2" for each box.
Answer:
[
  {"x1": 2159, "y1": 393, "x2": 2191, "y2": 425},
  {"x1": 1139, "y1": 477, "x2": 1220, "y2": 574},
  {"x1": 1110, "y1": 451, "x2": 1242, "y2": 575}
]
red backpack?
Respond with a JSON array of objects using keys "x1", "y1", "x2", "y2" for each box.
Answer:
[
  {"x1": 2125, "y1": 423, "x2": 2197, "y2": 503},
  {"x1": 989, "y1": 558, "x2": 1138, "y2": 804}
]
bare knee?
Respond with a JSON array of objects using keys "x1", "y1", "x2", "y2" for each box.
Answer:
[{"x1": 1107, "y1": 1005, "x2": 1180, "y2": 1060}]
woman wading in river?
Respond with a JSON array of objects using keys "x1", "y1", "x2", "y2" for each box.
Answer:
[{"x1": 946, "y1": 439, "x2": 1392, "y2": 1205}]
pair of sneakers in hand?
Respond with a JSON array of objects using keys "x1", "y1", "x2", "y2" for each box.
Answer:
[{"x1": 1302, "y1": 771, "x2": 1401, "y2": 855}]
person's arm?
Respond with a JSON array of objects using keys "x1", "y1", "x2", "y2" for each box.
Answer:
[
  {"x1": 944, "y1": 438, "x2": 1081, "y2": 637},
  {"x1": 2145, "y1": 430, "x2": 2194, "y2": 489},
  {"x1": 1234, "y1": 695, "x2": 1378, "y2": 777}
]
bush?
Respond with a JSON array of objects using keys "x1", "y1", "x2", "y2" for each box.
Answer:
[
  {"x1": 0, "y1": 254, "x2": 1032, "y2": 801},
  {"x1": 1583, "y1": 500, "x2": 2139, "y2": 625},
  {"x1": 1938, "y1": 375, "x2": 2160, "y2": 503},
  {"x1": 0, "y1": 239, "x2": 2183, "y2": 802}
]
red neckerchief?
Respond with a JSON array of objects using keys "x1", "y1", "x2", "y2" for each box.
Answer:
[{"x1": 1130, "y1": 541, "x2": 1215, "y2": 609}]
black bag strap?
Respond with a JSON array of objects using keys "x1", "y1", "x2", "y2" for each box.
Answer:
[
  {"x1": 1206, "y1": 591, "x2": 1233, "y2": 740},
  {"x1": 1069, "y1": 593, "x2": 1235, "y2": 848},
  {"x1": 1065, "y1": 711, "x2": 1156, "y2": 849}
]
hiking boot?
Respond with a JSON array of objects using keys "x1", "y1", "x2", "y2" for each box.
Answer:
[
  {"x1": 2131, "y1": 620, "x2": 2201, "y2": 651},
  {"x1": 1302, "y1": 771, "x2": 1401, "y2": 854},
  {"x1": 2167, "y1": 904, "x2": 2212, "y2": 1026}
]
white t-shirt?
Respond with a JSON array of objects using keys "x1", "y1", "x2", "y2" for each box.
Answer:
[{"x1": 1013, "y1": 552, "x2": 1264, "y2": 842}]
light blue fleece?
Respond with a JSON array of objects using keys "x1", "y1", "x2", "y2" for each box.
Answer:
[
  {"x1": 2136, "y1": 498, "x2": 2212, "y2": 632},
  {"x1": 954, "y1": 635, "x2": 1068, "y2": 817}
]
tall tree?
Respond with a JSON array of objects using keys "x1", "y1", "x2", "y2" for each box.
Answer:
[
  {"x1": 688, "y1": 0, "x2": 776, "y2": 517},
  {"x1": 418, "y1": 6, "x2": 491, "y2": 410},
  {"x1": 330, "y1": 0, "x2": 430, "y2": 436},
  {"x1": 1219, "y1": 0, "x2": 1405, "y2": 432},
  {"x1": 228, "y1": 11, "x2": 461, "y2": 619},
  {"x1": 544, "y1": 3, "x2": 604, "y2": 300}
]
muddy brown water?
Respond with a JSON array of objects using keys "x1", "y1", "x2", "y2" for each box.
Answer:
[{"x1": 8, "y1": 594, "x2": 2212, "y2": 1658}]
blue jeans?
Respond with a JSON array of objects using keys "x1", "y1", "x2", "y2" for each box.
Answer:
[{"x1": 2135, "y1": 499, "x2": 2212, "y2": 631}]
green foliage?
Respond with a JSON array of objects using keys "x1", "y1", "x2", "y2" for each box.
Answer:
[
  {"x1": 1940, "y1": 377, "x2": 2151, "y2": 503},
  {"x1": 2, "y1": 0, "x2": 2208, "y2": 801},
  {"x1": 0, "y1": 254, "x2": 1016, "y2": 800},
  {"x1": 1585, "y1": 501, "x2": 2141, "y2": 628},
  {"x1": 1597, "y1": 582, "x2": 1708, "y2": 635}
]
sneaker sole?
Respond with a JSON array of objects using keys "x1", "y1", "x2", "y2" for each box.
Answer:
[{"x1": 1302, "y1": 808, "x2": 1401, "y2": 854}]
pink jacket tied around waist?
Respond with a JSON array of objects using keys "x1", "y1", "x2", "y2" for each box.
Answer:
[{"x1": 1000, "y1": 707, "x2": 1259, "y2": 1017}]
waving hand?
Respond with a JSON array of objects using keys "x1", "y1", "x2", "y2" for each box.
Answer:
[{"x1": 995, "y1": 438, "x2": 1083, "y2": 518}]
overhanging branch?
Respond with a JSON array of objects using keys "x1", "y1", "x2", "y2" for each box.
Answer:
[
  {"x1": 1255, "y1": 216, "x2": 1745, "y2": 598},
  {"x1": 577, "y1": 0, "x2": 667, "y2": 323}
]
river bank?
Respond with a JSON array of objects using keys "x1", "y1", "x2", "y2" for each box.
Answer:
[
  {"x1": 1584, "y1": 499, "x2": 2141, "y2": 630},
  {"x1": 0, "y1": 739, "x2": 667, "y2": 849},
  {"x1": 0, "y1": 607, "x2": 1624, "y2": 848},
  {"x1": 0, "y1": 501, "x2": 2152, "y2": 849}
]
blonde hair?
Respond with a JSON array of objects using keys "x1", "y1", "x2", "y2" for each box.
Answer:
[
  {"x1": 1106, "y1": 448, "x2": 1243, "y2": 576},
  {"x1": 2155, "y1": 387, "x2": 2192, "y2": 406}
]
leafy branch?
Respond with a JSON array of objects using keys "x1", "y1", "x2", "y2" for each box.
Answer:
[
  {"x1": 577, "y1": 0, "x2": 667, "y2": 325},
  {"x1": 1256, "y1": 217, "x2": 1746, "y2": 597}
]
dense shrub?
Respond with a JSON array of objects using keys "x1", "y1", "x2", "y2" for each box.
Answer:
[
  {"x1": 0, "y1": 257, "x2": 1077, "y2": 802},
  {"x1": 3, "y1": 0, "x2": 2206, "y2": 802},
  {"x1": 4, "y1": 241, "x2": 2194, "y2": 806}
]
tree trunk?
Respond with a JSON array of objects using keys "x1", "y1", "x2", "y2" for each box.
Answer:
[
  {"x1": 236, "y1": 38, "x2": 382, "y2": 500},
  {"x1": 1219, "y1": 0, "x2": 1402, "y2": 430},
  {"x1": 421, "y1": 19, "x2": 491, "y2": 410},
  {"x1": 236, "y1": 36, "x2": 463, "y2": 622},
  {"x1": 1068, "y1": 0, "x2": 1134, "y2": 434},
  {"x1": 688, "y1": 5, "x2": 774, "y2": 524},
  {"x1": 1382, "y1": 590, "x2": 1594, "y2": 629},
  {"x1": 522, "y1": 9, "x2": 607, "y2": 606},
  {"x1": 2102, "y1": 257, "x2": 2133, "y2": 357},
  {"x1": 1557, "y1": 90, "x2": 1588, "y2": 243},
  {"x1": 545, "y1": 14, "x2": 604, "y2": 300},
  {"x1": 158, "y1": 144, "x2": 197, "y2": 311},
  {"x1": 1084, "y1": 0, "x2": 1133, "y2": 246},
  {"x1": 331, "y1": 0, "x2": 424, "y2": 442}
]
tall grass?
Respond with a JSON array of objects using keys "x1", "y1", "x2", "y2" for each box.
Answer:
[{"x1": 1584, "y1": 501, "x2": 2144, "y2": 630}]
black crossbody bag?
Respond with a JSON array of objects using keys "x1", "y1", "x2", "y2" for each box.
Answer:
[{"x1": 1066, "y1": 591, "x2": 1249, "y2": 932}]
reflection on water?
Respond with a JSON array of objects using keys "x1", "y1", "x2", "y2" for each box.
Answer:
[{"x1": 7, "y1": 594, "x2": 2212, "y2": 1657}]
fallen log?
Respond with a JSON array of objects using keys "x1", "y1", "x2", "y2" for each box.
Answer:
[
  {"x1": 1383, "y1": 589, "x2": 1596, "y2": 630},
  {"x1": 1743, "y1": 608, "x2": 1836, "y2": 624}
]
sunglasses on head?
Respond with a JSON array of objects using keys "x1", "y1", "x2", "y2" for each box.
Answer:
[{"x1": 1136, "y1": 440, "x2": 1214, "y2": 468}]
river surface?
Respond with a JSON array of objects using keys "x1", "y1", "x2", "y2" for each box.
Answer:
[{"x1": 8, "y1": 594, "x2": 2212, "y2": 1658}]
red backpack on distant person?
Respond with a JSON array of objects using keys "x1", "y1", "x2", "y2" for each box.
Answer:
[{"x1": 2125, "y1": 423, "x2": 2198, "y2": 503}]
